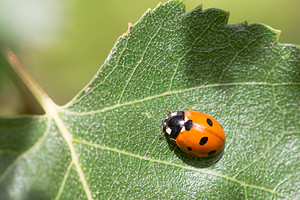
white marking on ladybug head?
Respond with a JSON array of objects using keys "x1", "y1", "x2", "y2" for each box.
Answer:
[
  {"x1": 166, "y1": 128, "x2": 172, "y2": 135},
  {"x1": 184, "y1": 117, "x2": 188, "y2": 122},
  {"x1": 171, "y1": 112, "x2": 177, "y2": 117},
  {"x1": 181, "y1": 126, "x2": 186, "y2": 132},
  {"x1": 179, "y1": 120, "x2": 184, "y2": 126}
]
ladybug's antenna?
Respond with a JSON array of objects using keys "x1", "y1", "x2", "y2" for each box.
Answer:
[{"x1": 166, "y1": 107, "x2": 171, "y2": 116}]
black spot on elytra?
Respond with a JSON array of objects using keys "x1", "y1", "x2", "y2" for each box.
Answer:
[
  {"x1": 185, "y1": 120, "x2": 193, "y2": 131},
  {"x1": 207, "y1": 118, "x2": 213, "y2": 126},
  {"x1": 187, "y1": 147, "x2": 192, "y2": 151},
  {"x1": 208, "y1": 150, "x2": 216, "y2": 155},
  {"x1": 199, "y1": 137, "x2": 208, "y2": 145}
]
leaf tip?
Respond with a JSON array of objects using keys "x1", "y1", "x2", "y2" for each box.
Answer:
[
  {"x1": 262, "y1": 24, "x2": 282, "y2": 42},
  {"x1": 224, "y1": 10, "x2": 230, "y2": 17},
  {"x1": 273, "y1": 29, "x2": 282, "y2": 41},
  {"x1": 196, "y1": 4, "x2": 203, "y2": 11}
]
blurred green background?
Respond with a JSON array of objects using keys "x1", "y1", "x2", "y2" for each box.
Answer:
[{"x1": 0, "y1": 0, "x2": 299, "y2": 114}]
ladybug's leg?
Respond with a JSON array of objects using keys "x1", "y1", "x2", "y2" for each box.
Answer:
[{"x1": 160, "y1": 130, "x2": 166, "y2": 139}]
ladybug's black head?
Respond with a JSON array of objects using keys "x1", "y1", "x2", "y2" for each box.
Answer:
[{"x1": 162, "y1": 111, "x2": 185, "y2": 140}]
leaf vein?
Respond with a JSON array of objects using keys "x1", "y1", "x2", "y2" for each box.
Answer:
[
  {"x1": 55, "y1": 162, "x2": 73, "y2": 200},
  {"x1": 72, "y1": 138, "x2": 289, "y2": 198},
  {"x1": 63, "y1": 82, "x2": 300, "y2": 116},
  {"x1": 218, "y1": 32, "x2": 275, "y2": 83},
  {"x1": 168, "y1": 12, "x2": 225, "y2": 91},
  {"x1": 117, "y1": 4, "x2": 178, "y2": 104},
  {"x1": 50, "y1": 105, "x2": 93, "y2": 200}
]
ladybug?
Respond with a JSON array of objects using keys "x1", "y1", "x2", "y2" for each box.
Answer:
[{"x1": 162, "y1": 110, "x2": 225, "y2": 158}]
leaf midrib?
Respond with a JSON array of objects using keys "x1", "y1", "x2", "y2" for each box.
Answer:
[{"x1": 48, "y1": 103, "x2": 93, "y2": 200}]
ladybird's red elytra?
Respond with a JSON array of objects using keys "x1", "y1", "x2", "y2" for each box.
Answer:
[{"x1": 162, "y1": 110, "x2": 225, "y2": 158}]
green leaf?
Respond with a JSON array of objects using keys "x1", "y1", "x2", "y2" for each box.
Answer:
[{"x1": 1, "y1": 0, "x2": 299, "y2": 199}]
